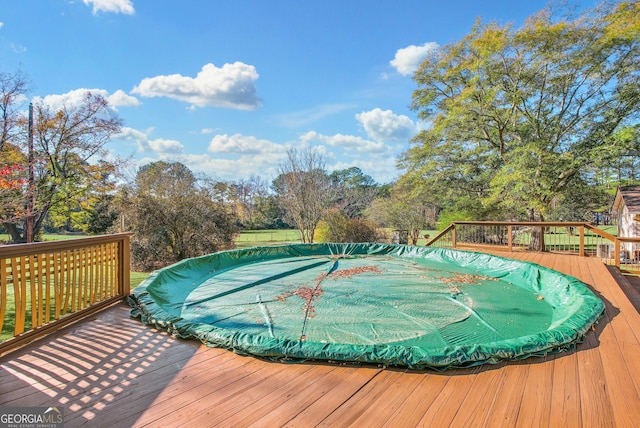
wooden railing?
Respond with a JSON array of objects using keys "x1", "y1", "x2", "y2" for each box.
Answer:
[
  {"x1": 0, "y1": 233, "x2": 132, "y2": 354},
  {"x1": 426, "y1": 221, "x2": 640, "y2": 273}
]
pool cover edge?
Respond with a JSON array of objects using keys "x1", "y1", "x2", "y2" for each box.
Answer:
[{"x1": 128, "y1": 243, "x2": 605, "y2": 370}]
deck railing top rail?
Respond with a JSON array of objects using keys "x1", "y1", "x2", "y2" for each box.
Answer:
[
  {"x1": 452, "y1": 221, "x2": 599, "y2": 227},
  {"x1": 0, "y1": 233, "x2": 134, "y2": 258},
  {"x1": 425, "y1": 221, "x2": 640, "y2": 273}
]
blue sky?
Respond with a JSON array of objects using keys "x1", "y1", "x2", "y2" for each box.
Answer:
[{"x1": 0, "y1": 0, "x2": 591, "y2": 184}]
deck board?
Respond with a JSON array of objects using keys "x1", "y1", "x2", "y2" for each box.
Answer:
[
  {"x1": 482, "y1": 362, "x2": 530, "y2": 427},
  {"x1": 448, "y1": 365, "x2": 506, "y2": 428},
  {"x1": 2, "y1": 252, "x2": 640, "y2": 427},
  {"x1": 514, "y1": 355, "x2": 554, "y2": 428},
  {"x1": 548, "y1": 351, "x2": 582, "y2": 428},
  {"x1": 415, "y1": 368, "x2": 483, "y2": 427},
  {"x1": 343, "y1": 370, "x2": 426, "y2": 427},
  {"x1": 379, "y1": 372, "x2": 451, "y2": 427}
]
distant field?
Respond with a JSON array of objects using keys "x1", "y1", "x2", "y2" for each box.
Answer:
[
  {"x1": 236, "y1": 229, "x2": 440, "y2": 247},
  {"x1": 599, "y1": 225, "x2": 617, "y2": 235},
  {"x1": 41, "y1": 233, "x2": 89, "y2": 241},
  {"x1": 235, "y1": 229, "x2": 301, "y2": 248},
  {"x1": 1, "y1": 233, "x2": 87, "y2": 242}
]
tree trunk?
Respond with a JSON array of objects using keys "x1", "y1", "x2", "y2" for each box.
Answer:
[
  {"x1": 527, "y1": 209, "x2": 545, "y2": 252},
  {"x1": 2, "y1": 222, "x2": 24, "y2": 243},
  {"x1": 410, "y1": 229, "x2": 420, "y2": 245}
]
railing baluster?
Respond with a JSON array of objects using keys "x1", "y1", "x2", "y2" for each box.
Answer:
[
  {"x1": 0, "y1": 233, "x2": 133, "y2": 353},
  {"x1": 0, "y1": 259, "x2": 6, "y2": 333},
  {"x1": 424, "y1": 222, "x2": 640, "y2": 271}
]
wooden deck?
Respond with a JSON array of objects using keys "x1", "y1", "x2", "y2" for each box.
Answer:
[{"x1": 1, "y1": 252, "x2": 640, "y2": 427}]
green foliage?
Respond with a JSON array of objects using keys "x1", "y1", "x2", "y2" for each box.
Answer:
[
  {"x1": 315, "y1": 210, "x2": 379, "y2": 243},
  {"x1": 402, "y1": 2, "x2": 640, "y2": 222},
  {"x1": 365, "y1": 186, "x2": 433, "y2": 245},
  {"x1": 436, "y1": 209, "x2": 474, "y2": 230},
  {"x1": 0, "y1": 85, "x2": 123, "y2": 242},
  {"x1": 329, "y1": 167, "x2": 380, "y2": 218},
  {"x1": 86, "y1": 193, "x2": 119, "y2": 234},
  {"x1": 314, "y1": 220, "x2": 331, "y2": 243},
  {"x1": 249, "y1": 194, "x2": 289, "y2": 229},
  {"x1": 122, "y1": 161, "x2": 239, "y2": 271}
]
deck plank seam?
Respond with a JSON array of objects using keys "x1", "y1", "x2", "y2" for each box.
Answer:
[{"x1": 311, "y1": 367, "x2": 385, "y2": 427}]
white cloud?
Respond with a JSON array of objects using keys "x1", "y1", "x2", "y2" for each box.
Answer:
[
  {"x1": 123, "y1": 129, "x2": 401, "y2": 183},
  {"x1": 114, "y1": 127, "x2": 184, "y2": 154},
  {"x1": 355, "y1": 108, "x2": 416, "y2": 142},
  {"x1": 10, "y1": 43, "x2": 26, "y2": 54},
  {"x1": 274, "y1": 103, "x2": 356, "y2": 128},
  {"x1": 34, "y1": 88, "x2": 140, "y2": 112},
  {"x1": 390, "y1": 42, "x2": 439, "y2": 76},
  {"x1": 300, "y1": 131, "x2": 387, "y2": 154},
  {"x1": 0, "y1": 22, "x2": 4, "y2": 29},
  {"x1": 208, "y1": 133, "x2": 285, "y2": 155},
  {"x1": 200, "y1": 128, "x2": 215, "y2": 135},
  {"x1": 146, "y1": 138, "x2": 183, "y2": 154},
  {"x1": 146, "y1": 150, "x2": 286, "y2": 182},
  {"x1": 328, "y1": 158, "x2": 399, "y2": 184},
  {"x1": 83, "y1": 0, "x2": 135, "y2": 15},
  {"x1": 132, "y1": 62, "x2": 261, "y2": 110},
  {"x1": 107, "y1": 89, "x2": 141, "y2": 109}
]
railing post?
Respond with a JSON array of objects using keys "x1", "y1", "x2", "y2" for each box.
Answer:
[
  {"x1": 119, "y1": 234, "x2": 131, "y2": 296},
  {"x1": 508, "y1": 225, "x2": 513, "y2": 252},
  {"x1": 451, "y1": 224, "x2": 457, "y2": 249},
  {"x1": 615, "y1": 238, "x2": 620, "y2": 268},
  {"x1": 579, "y1": 225, "x2": 585, "y2": 257}
]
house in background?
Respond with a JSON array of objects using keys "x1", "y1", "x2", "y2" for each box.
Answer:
[{"x1": 611, "y1": 185, "x2": 640, "y2": 259}]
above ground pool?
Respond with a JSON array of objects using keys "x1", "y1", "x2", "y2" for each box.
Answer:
[{"x1": 128, "y1": 243, "x2": 605, "y2": 370}]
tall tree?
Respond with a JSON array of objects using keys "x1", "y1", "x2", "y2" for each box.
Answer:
[
  {"x1": 45, "y1": 160, "x2": 119, "y2": 233},
  {"x1": 229, "y1": 175, "x2": 270, "y2": 228},
  {"x1": 0, "y1": 71, "x2": 29, "y2": 152},
  {"x1": 0, "y1": 89, "x2": 123, "y2": 242},
  {"x1": 401, "y1": 1, "x2": 640, "y2": 228},
  {"x1": 329, "y1": 167, "x2": 379, "y2": 218},
  {"x1": 122, "y1": 161, "x2": 239, "y2": 270},
  {"x1": 0, "y1": 71, "x2": 29, "y2": 235},
  {"x1": 366, "y1": 188, "x2": 431, "y2": 245},
  {"x1": 589, "y1": 124, "x2": 640, "y2": 187},
  {"x1": 274, "y1": 146, "x2": 332, "y2": 243}
]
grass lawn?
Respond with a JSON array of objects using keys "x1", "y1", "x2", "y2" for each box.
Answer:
[
  {"x1": 235, "y1": 229, "x2": 301, "y2": 248},
  {"x1": 1, "y1": 233, "x2": 87, "y2": 242},
  {"x1": 130, "y1": 271, "x2": 151, "y2": 288}
]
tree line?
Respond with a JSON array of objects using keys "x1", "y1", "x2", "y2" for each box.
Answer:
[{"x1": 1, "y1": 1, "x2": 638, "y2": 270}]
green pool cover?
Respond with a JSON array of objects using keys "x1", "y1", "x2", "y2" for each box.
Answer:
[{"x1": 128, "y1": 243, "x2": 605, "y2": 370}]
